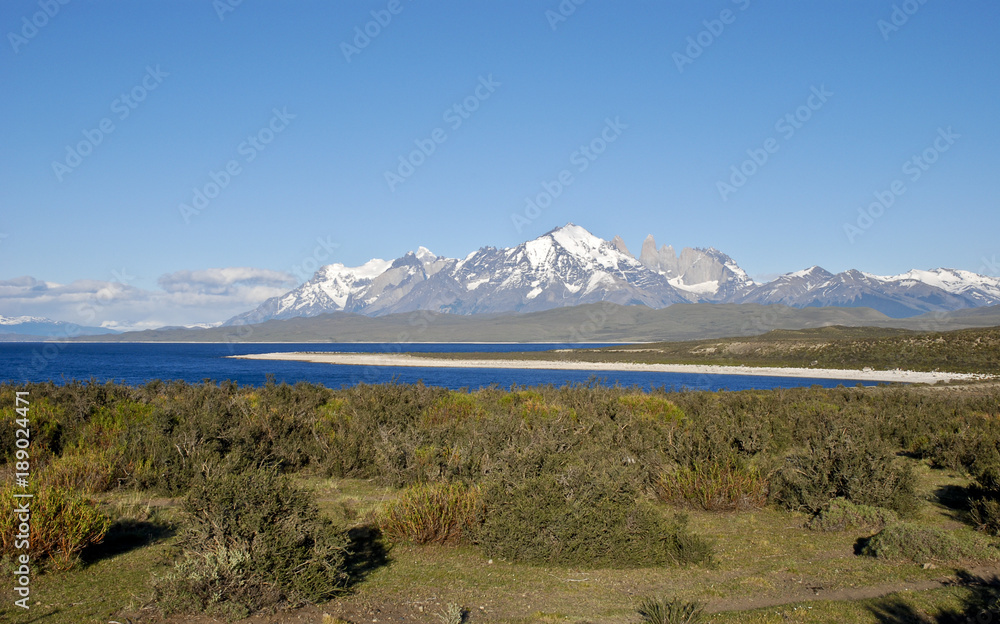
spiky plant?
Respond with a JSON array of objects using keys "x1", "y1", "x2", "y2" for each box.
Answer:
[
  {"x1": 436, "y1": 603, "x2": 467, "y2": 624},
  {"x1": 637, "y1": 597, "x2": 705, "y2": 624}
]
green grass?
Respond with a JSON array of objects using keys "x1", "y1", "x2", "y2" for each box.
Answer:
[
  {"x1": 0, "y1": 494, "x2": 179, "y2": 624},
  {"x1": 4, "y1": 466, "x2": 998, "y2": 624},
  {"x1": 414, "y1": 325, "x2": 1000, "y2": 375}
]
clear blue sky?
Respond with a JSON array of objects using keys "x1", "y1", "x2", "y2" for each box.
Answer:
[{"x1": 1, "y1": 1, "x2": 998, "y2": 328}]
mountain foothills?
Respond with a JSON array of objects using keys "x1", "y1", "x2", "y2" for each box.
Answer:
[{"x1": 226, "y1": 224, "x2": 1000, "y2": 325}]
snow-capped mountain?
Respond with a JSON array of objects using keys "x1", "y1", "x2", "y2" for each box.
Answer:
[
  {"x1": 0, "y1": 315, "x2": 120, "y2": 338},
  {"x1": 636, "y1": 235, "x2": 753, "y2": 302},
  {"x1": 227, "y1": 224, "x2": 692, "y2": 324},
  {"x1": 226, "y1": 224, "x2": 1000, "y2": 324},
  {"x1": 736, "y1": 267, "x2": 1000, "y2": 317},
  {"x1": 877, "y1": 269, "x2": 1000, "y2": 306}
]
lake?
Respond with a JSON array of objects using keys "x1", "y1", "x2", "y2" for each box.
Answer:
[{"x1": 0, "y1": 342, "x2": 881, "y2": 391}]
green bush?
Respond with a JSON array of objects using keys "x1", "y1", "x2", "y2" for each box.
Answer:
[
  {"x1": 860, "y1": 522, "x2": 999, "y2": 562},
  {"x1": 0, "y1": 482, "x2": 111, "y2": 570},
  {"x1": 375, "y1": 483, "x2": 482, "y2": 545},
  {"x1": 970, "y1": 498, "x2": 1000, "y2": 536},
  {"x1": 474, "y1": 466, "x2": 711, "y2": 568},
  {"x1": 964, "y1": 460, "x2": 1000, "y2": 536},
  {"x1": 655, "y1": 460, "x2": 767, "y2": 511},
  {"x1": 806, "y1": 498, "x2": 899, "y2": 534},
  {"x1": 617, "y1": 394, "x2": 686, "y2": 423},
  {"x1": 152, "y1": 468, "x2": 349, "y2": 617},
  {"x1": 770, "y1": 425, "x2": 916, "y2": 515}
]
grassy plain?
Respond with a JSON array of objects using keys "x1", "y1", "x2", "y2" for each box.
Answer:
[{"x1": 413, "y1": 325, "x2": 1000, "y2": 375}]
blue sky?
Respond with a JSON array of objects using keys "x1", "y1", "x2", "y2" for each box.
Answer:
[{"x1": 1, "y1": 0, "x2": 998, "y2": 328}]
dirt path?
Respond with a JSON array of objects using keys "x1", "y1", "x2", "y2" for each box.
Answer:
[
  {"x1": 705, "y1": 564, "x2": 1000, "y2": 613},
  {"x1": 139, "y1": 565, "x2": 1000, "y2": 624}
]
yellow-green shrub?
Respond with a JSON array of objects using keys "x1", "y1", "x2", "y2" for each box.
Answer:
[
  {"x1": 0, "y1": 482, "x2": 111, "y2": 570},
  {"x1": 656, "y1": 461, "x2": 768, "y2": 511},
  {"x1": 375, "y1": 483, "x2": 482, "y2": 545}
]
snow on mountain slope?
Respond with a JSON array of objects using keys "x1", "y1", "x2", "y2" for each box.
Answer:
[
  {"x1": 225, "y1": 224, "x2": 1000, "y2": 324},
  {"x1": 736, "y1": 266, "x2": 1000, "y2": 318},
  {"x1": 0, "y1": 315, "x2": 54, "y2": 325},
  {"x1": 875, "y1": 269, "x2": 1000, "y2": 304},
  {"x1": 0, "y1": 315, "x2": 120, "y2": 337}
]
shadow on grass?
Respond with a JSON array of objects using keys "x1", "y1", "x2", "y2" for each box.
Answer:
[
  {"x1": 867, "y1": 571, "x2": 1000, "y2": 624},
  {"x1": 854, "y1": 535, "x2": 871, "y2": 556},
  {"x1": 935, "y1": 484, "x2": 973, "y2": 513},
  {"x1": 80, "y1": 518, "x2": 176, "y2": 565},
  {"x1": 343, "y1": 524, "x2": 391, "y2": 589}
]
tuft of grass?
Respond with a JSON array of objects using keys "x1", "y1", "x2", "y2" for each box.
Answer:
[
  {"x1": 807, "y1": 498, "x2": 899, "y2": 534},
  {"x1": 0, "y1": 482, "x2": 111, "y2": 570},
  {"x1": 636, "y1": 596, "x2": 705, "y2": 624},
  {"x1": 860, "y1": 522, "x2": 1000, "y2": 563},
  {"x1": 655, "y1": 461, "x2": 768, "y2": 511},
  {"x1": 435, "y1": 603, "x2": 467, "y2": 624},
  {"x1": 374, "y1": 482, "x2": 482, "y2": 545}
]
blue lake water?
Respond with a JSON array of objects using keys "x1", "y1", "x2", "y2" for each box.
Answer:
[{"x1": 0, "y1": 342, "x2": 881, "y2": 391}]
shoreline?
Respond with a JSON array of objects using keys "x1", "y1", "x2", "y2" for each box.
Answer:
[{"x1": 229, "y1": 352, "x2": 993, "y2": 384}]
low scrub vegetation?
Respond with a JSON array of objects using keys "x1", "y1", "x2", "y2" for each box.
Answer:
[
  {"x1": 519, "y1": 325, "x2": 1000, "y2": 375},
  {"x1": 770, "y1": 423, "x2": 917, "y2": 515},
  {"x1": 151, "y1": 468, "x2": 350, "y2": 618},
  {"x1": 3, "y1": 379, "x2": 1000, "y2": 618},
  {"x1": 475, "y1": 465, "x2": 711, "y2": 568},
  {"x1": 806, "y1": 498, "x2": 899, "y2": 533},
  {"x1": 860, "y1": 522, "x2": 1000, "y2": 563}
]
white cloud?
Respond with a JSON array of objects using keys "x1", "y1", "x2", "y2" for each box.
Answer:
[
  {"x1": 158, "y1": 267, "x2": 295, "y2": 295},
  {"x1": 0, "y1": 268, "x2": 297, "y2": 330}
]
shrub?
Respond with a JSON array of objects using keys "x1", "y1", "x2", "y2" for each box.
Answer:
[
  {"x1": 375, "y1": 483, "x2": 482, "y2": 545},
  {"x1": 423, "y1": 392, "x2": 484, "y2": 427},
  {"x1": 617, "y1": 394, "x2": 686, "y2": 423},
  {"x1": 38, "y1": 446, "x2": 136, "y2": 493},
  {"x1": 970, "y1": 498, "x2": 1000, "y2": 536},
  {"x1": 655, "y1": 461, "x2": 767, "y2": 511},
  {"x1": 770, "y1": 426, "x2": 917, "y2": 515},
  {"x1": 152, "y1": 468, "x2": 349, "y2": 617},
  {"x1": 637, "y1": 597, "x2": 705, "y2": 624},
  {"x1": 807, "y1": 498, "x2": 899, "y2": 534},
  {"x1": 0, "y1": 482, "x2": 111, "y2": 570},
  {"x1": 860, "y1": 522, "x2": 999, "y2": 563},
  {"x1": 474, "y1": 466, "x2": 711, "y2": 568}
]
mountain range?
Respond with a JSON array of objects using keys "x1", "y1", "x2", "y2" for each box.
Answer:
[
  {"x1": 226, "y1": 224, "x2": 1000, "y2": 324},
  {"x1": 0, "y1": 315, "x2": 119, "y2": 340}
]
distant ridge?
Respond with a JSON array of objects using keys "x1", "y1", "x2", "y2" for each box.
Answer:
[{"x1": 72, "y1": 303, "x2": 1000, "y2": 344}]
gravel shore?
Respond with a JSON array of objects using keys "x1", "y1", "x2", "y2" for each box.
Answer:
[{"x1": 230, "y1": 352, "x2": 991, "y2": 384}]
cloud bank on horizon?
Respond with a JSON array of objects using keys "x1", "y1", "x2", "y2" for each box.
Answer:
[{"x1": 0, "y1": 269, "x2": 296, "y2": 330}]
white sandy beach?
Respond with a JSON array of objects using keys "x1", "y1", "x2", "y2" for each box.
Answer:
[{"x1": 229, "y1": 352, "x2": 993, "y2": 384}]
